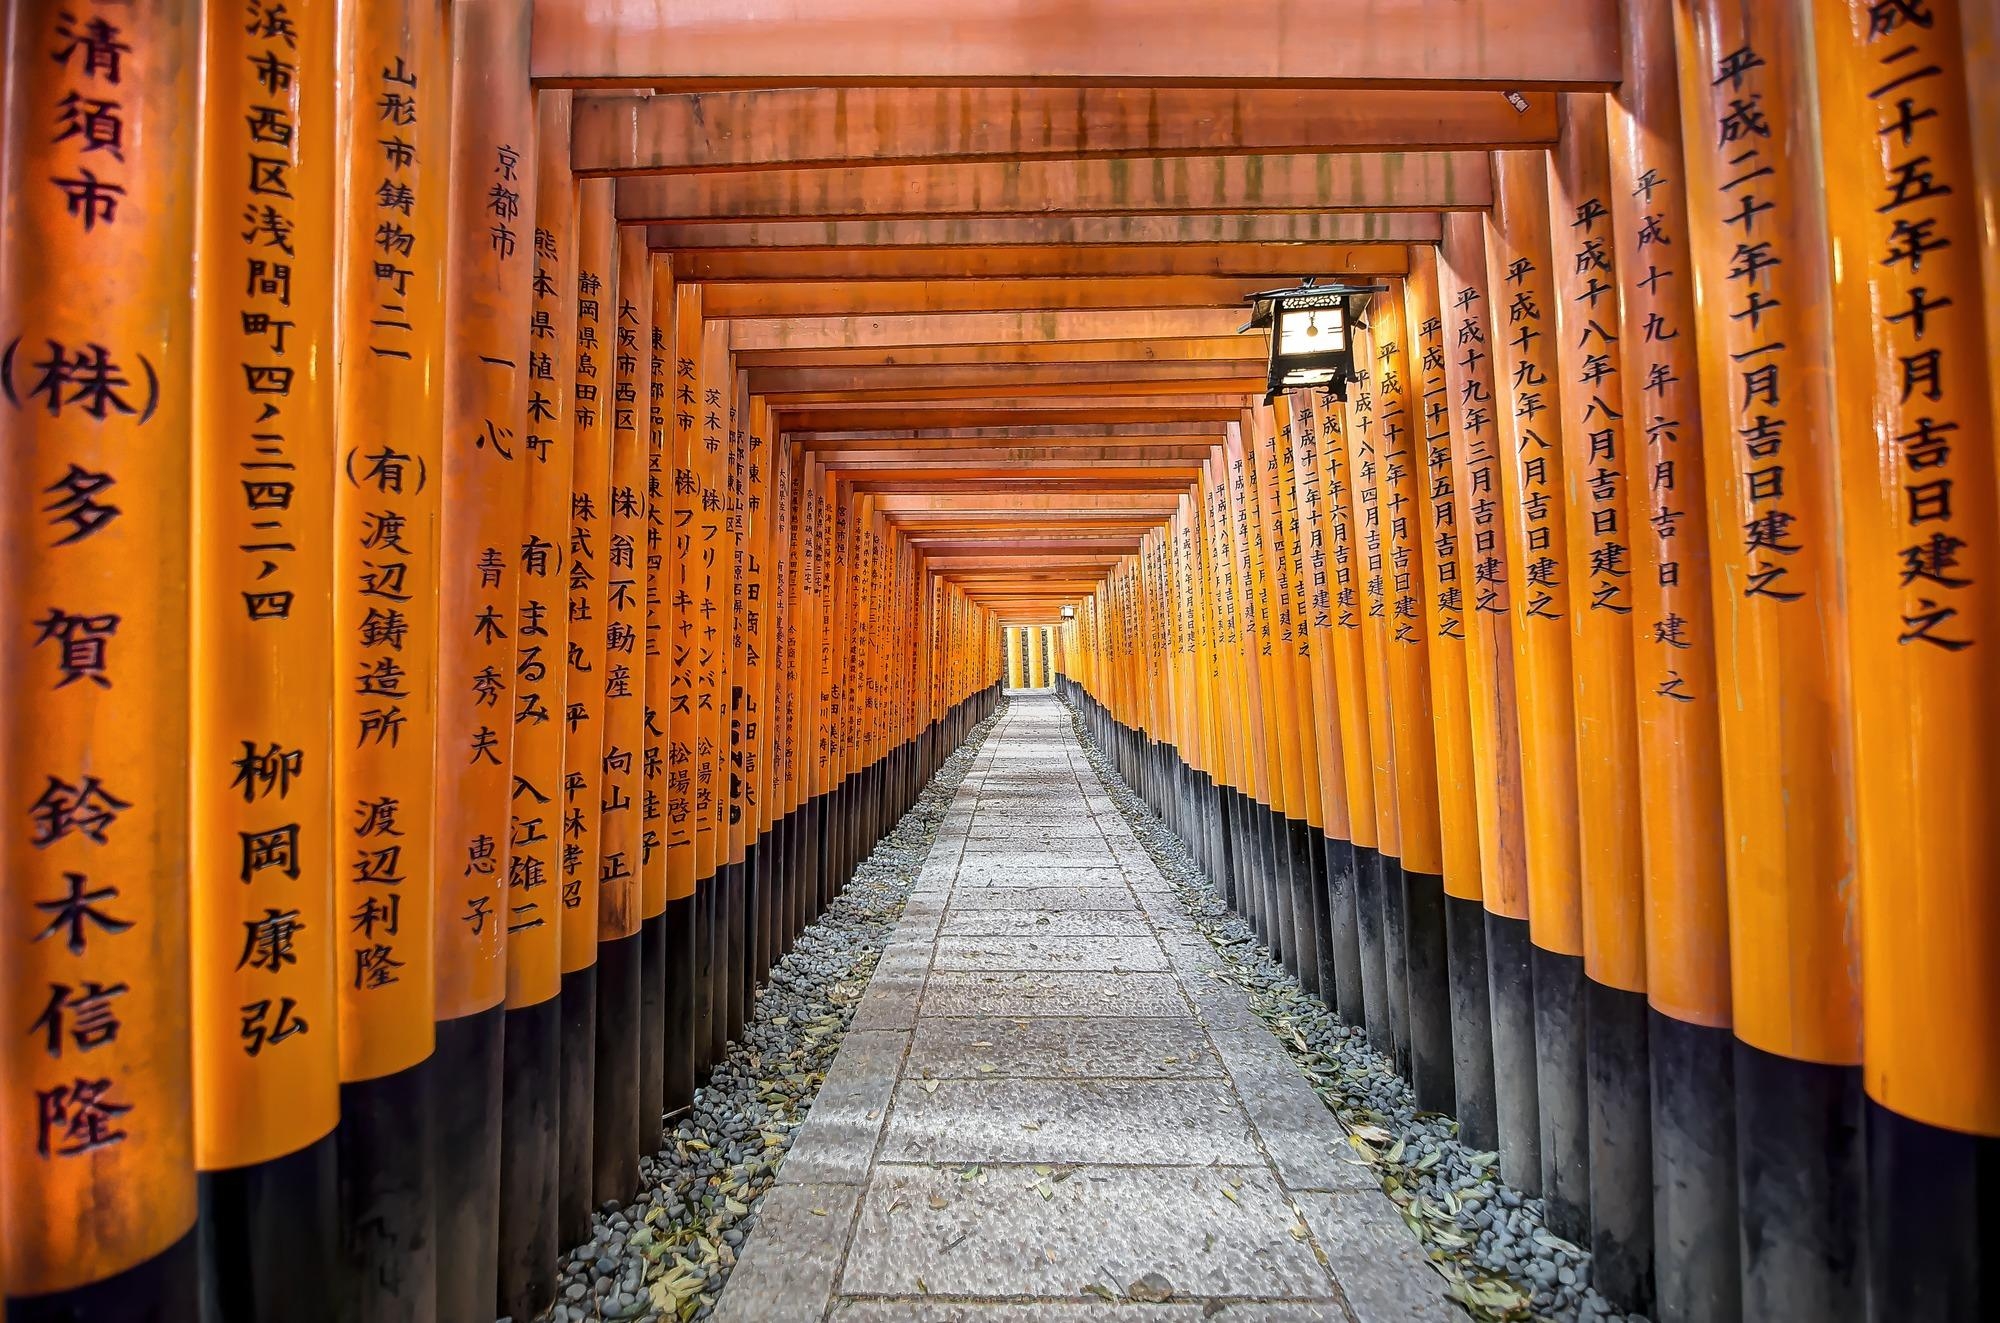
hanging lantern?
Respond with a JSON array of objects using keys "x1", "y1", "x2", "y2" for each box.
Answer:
[{"x1": 1241, "y1": 279, "x2": 1386, "y2": 402}]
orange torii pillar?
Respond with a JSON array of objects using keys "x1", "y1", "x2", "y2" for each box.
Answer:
[
  {"x1": 724, "y1": 367, "x2": 752, "y2": 1039},
  {"x1": 189, "y1": 0, "x2": 341, "y2": 1315},
  {"x1": 665, "y1": 285, "x2": 708, "y2": 1098},
  {"x1": 331, "y1": 0, "x2": 450, "y2": 1317},
  {"x1": 561, "y1": 177, "x2": 618, "y2": 1246},
  {"x1": 1814, "y1": 3, "x2": 1997, "y2": 1317},
  {"x1": 1243, "y1": 413, "x2": 1307, "y2": 986},
  {"x1": 649, "y1": 254, "x2": 696, "y2": 1116},
  {"x1": 696, "y1": 317, "x2": 733, "y2": 1065},
  {"x1": 1198, "y1": 452, "x2": 1252, "y2": 936},
  {"x1": 432, "y1": 2, "x2": 534, "y2": 1314},
  {"x1": 1315, "y1": 396, "x2": 1384, "y2": 1037},
  {"x1": 737, "y1": 399, "x2": 774, "y2": 1019},
  {"x1": 1288, "y1": 396, "x2": 1370, "y2": 1027},
  {"x1": 592, "y1": 222, "x2": 649, "y2": 1204},
  {"x1": 635, "y1": 254, "x2": 668, "y2": 1159},
  {"x1": 1679, "y1": 3, "x2": 1861, "y2": 1319},
  {"x1": 1400, "y1": 254, "x2": 1502, "y2": 1146},
  {"x1": 1268, "y1": 404, "x2": 1332, "y2": 1004},
  {"x1": 1364, "y1": 285, "x2": 1455, "y2": 1112},
  {"x1": 1222, "y1": 423, "x2": 1283, "y2": 976},
  {"x1": 1342, "y1": 336, "x2": 1409, "y2": 1070},
  {"x1": 1602, "y1": 7, "x2": 1726, "y2": 1312},
  {"x1": 1487, "y1": 148, "x2": 1592, "y2": 1229},
  {"x1": 1437, "y1": 211, "x2": 1539, "y2": 1193},
  {"x1": 2, "y1": 4, "x2": 202, "y2": 1318},
  {"x1": 1545, "y1": 89, "x2": 1654, "y2": 1314},
  {"x1": 495, "y1": 86, "x2": 579, "y2": 1323}
]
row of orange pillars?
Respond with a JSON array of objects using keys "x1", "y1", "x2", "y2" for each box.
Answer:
[
  {"x1": 1058, "y1": 4, "x2": 1997, "y2": 1321},
  {"x1": 0, "y1": 1, "x2": 1007, "y2": 1321}
]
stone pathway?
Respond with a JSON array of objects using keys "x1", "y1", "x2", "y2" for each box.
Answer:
[{"x1": 713, "y1": 696, "x2": 1452, "y2": 1323}]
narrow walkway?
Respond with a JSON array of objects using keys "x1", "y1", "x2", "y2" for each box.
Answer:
[{"x1": 714, "y1": 696, "x2": 1449, "y2": 1322}]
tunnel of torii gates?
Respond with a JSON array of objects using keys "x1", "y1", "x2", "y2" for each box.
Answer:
[{"x1": 0, "y1": 0, "x2": 1996, "y2": 1321}]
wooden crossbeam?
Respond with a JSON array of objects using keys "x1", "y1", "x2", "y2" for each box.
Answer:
[
  {"x1": 573, "y1": 87, "x2": 1555, "y2": 173},
  {"x1": 671, "y1": 241, "x2": 1403, "y2": 281},
  {"x1": 616, "y1": 151, "x2": 1491, "y2": 221},
  {"x1": 648, "y1": 213, "x2": 1440, "y2": 249},
  {"x1": 530, "y1": 0, "x2": 1622, "y2": 89},
  {"x1": 731, "y1": 308, "x2": 1247, "y2": 349}
]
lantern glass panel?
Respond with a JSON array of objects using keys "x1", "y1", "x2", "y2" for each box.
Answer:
[{"x1": 1276, "y1": 303, "x2": 1345, "y2": 358}]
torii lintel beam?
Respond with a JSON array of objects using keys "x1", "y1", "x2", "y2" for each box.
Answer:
[
  {"x1": 646, "y1": 213, "x2": 1440, "y2": 250},
  {"x1": 572, "y1": 87, "x2": 1556, "y2": 174},
  {"x1": 671, "y1": 242, "x2": 1406, "y2": 282},
  {"x1": 731, "y1": 309, "x2": 1248, "y2": 350},
  {"x1": 529, "y1": 0, "x2": 1622, "y2": 89},
  {"x1": 614, "y1": 152, "x2": 1492, "y2": 222}
]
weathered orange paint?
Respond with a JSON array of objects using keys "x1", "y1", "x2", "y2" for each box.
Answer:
[
  {"x1": 1814, "y1": 0, "x2": 2000, "y2": 1133},
  {"x1": 434, "y1": 0, "x2": 536, "y2": 1021},
  {"x1": 1606, "y1": 0, "x2": 1730, "y2": 1027},
  {"x1": 1676, "y1": 0, "x2": 1858, "y2": 1058},
  {"x1": 1366, "y1": 280, "x2": 1444, "y2": 877},
  {"x1": 334, "y1": 0, "x2": 451, "y2": 1085},
  {"x1": 1483, "y1": 150, "x2": 1582, "y2": 957},
  {"x1": 562, "y1": 179, "x2": 617, "y2": 970},
  {"x1": 1545, "y1": 94, "x2": 1645, "y2": 995},
  {"x1": 190, "y1": 0, "x2": 340, "y2": 1167},
  {"x1": 1, "y1": 0, "x2": 200, "y2": 1291},
  {"x1": 1403, "y1": 251, "x2": 1482, "y2": 902},
  {"x1": 506, "y1": 89, "x2": 579, "y2": 1009},
  {"x1": 1438, "y1": 212, "x2": 1529, "y2": 920}
]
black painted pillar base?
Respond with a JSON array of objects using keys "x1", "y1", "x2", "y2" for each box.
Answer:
[
  {"x1": 663, "y1": 894, "x2": 696, "y2": 1111},
  {"x1": 1284, "y1": 816, "x2": 1320, "y2": 999},
  {"x1": 337, "y1": 1059, "x2": 437, "y2": 1323},
  {"x1": 1353, "y1": 844, "x2": 1392, "y2": 1059},
  {"x1": 431, "y1": 1005, "x2": 503, "y2": 1323},
  {"x1": 1584, "y1": 980, "x2": 1651, "y2": 1315},
  {"x1": 747, "y1": 833, "x2": 769, "y2": 997},
  {"x1": 691, "y1": 879, "x2": 716, "y2": 1075},
  {"x1": 557, "y1": 963, "x2": 598, "y2": 1248},
  {"x1": 1485, "y1": 912, "x2": 1541, "y2": 1196},
  {"x1": 720, "y1": 859, "x2": 744, "y2": 1052},
  {"x1": 1324, "y1": 834, "x2": 1365, "y2": 1025},
  {"x1": 1378, "y1": 850, "x2": 1412, "y2": 1079},
  {"x1": 1302, "y1": 821, "x2": 1335, "y2": 1005},
  {"x1": 1443, "y1": 895, "x2": 1497, "y2": 1151},
  {"x1": 640, "y1": 912, "x2": 668, "y2": 1152},
  {"x1": 1866, "y1": 1098, "x2": 1996, "y2": 1323},
  {"x1": 1650, "y1": 1010, "x2": 1740, "y2": 1323},
  {"x1": 1532, "y1": 946, "x2": 1590, "y2": 1245},
  {"x1": 1735, "y1": 1044, "x2": 1863, "y2": 1321},
  {"x1": 592, "y1": 931, "x2": 641, "y2": 1208},
  {"x1": 1402, "y1": 868, "x2": 1454, "y2": 1115},
  {"x1": 7, "y1": 1230, "x2": 199, "y2": 1323},
  {"x1": 200, "y1": 1131, "x2": 338, "y2": 1323},
  {"x1": 497, "y1": 994, "x2": 561, "y2": 1323}
]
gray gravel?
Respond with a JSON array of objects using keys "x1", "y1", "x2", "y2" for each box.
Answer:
[
  {"x1": 533, "y1": 703, "x2": 1006, "y2": 1323},
  {"x1": 1060, "y1": 697, "x2": 1647, "y2": 1323}
]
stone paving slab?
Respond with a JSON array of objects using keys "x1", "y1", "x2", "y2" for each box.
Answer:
[
  {"x1": 716, "y1": 697, "x2": 1438, "y2": 1323},
  {"x1": 838, "y1": 1163, "x2": 1334, "y2": 1300},
  {"x1": 903, "y1": 1015, "x2": 1225, "y2": 1080},
  {"x1": 942, "y1": 910, "x2": 1158, "y2": 938},
  {"x1": 880, "y1": 1077, "x2": 1263, "y2": 1165},
  {"x1": 945, "y1": 886, "x2": 1139, "y2": 911},
  {"x1": 921, "y1": 970, "x2": 1191, "y2": 1018},
  {"x1": 950, "y1": 865, "x2": 1131, "y2": 889},
  {"x1": 932, "y1": 933, "x2": 1172, "y2": 972}
]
